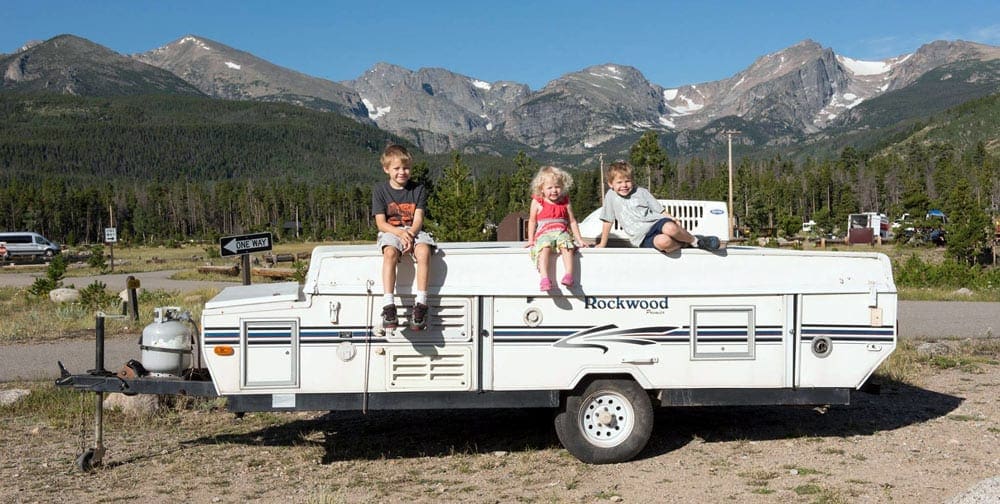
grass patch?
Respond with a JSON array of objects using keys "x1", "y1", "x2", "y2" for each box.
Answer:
[
  {"x1": 783, "y1": 465, "x2": 822, "y2": 475},
  {"x1": 876, "y1": 338, "x2": 999, "y2": 384},
  {"x1": 739, "y1": 469, "x2": 779, "y2": 487},
  {"x1": 0, "y1": 285, "x2": 219, "y2": 343},
  {"x1": 794, "y1": 483, "x2": 822, "y2": 495},
  {"x1": 897, "y1": 287, "x2": 1000, "y2": 302}
]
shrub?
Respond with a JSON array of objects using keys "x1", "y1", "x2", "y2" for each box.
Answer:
[
  {"x1": 79, "y1": 281, "x2": 118, "y2": 310},
  {"x1": 292, "y1": 260, "x2": 308, "y2": 284},
  {"x1": 28, "y1": 255, "x2": 68, "y2": 297},
  {"x1": 87, "y1": 244, "x2": 108, "y2": 271}
]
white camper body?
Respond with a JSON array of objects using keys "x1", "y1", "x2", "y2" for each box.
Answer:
[
  {"x1": 848, "y1": 212, "x2": 892, "y2": 241},
  {"x1": 199, "y1": 242, "x2": 896, "y2": 462}
]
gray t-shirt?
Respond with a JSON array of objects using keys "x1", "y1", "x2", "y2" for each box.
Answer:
[{"x1": 599, "y1": 187, "x2": 665, "y2": 247}]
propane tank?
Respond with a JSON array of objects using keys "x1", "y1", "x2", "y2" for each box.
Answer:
[{"x1": 140, "y1": 307, "x2": 193, "y2": 376}]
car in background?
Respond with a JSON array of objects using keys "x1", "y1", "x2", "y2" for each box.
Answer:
[{"x1": 0, "y1": 232, "x2": 61, "y2": 260}]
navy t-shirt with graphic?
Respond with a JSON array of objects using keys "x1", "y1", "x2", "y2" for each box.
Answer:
[{"x1": 371, "y1": 181, "x2": 428, "y2": 228}]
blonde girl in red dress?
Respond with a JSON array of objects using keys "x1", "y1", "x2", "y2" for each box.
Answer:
[{"x1": 526, "y1": 166, "x2": 588, "y2": 291}]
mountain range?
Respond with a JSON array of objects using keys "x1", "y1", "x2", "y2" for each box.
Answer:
[{"x1": 3, "y1": 34, "x2": 999, "y2": 160}]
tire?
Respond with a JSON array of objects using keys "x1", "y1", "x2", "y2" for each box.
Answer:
[{"x1": 554, "y1": 378, "x2": 654, "y2": 464}]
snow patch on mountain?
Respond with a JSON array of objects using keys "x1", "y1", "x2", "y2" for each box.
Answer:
[
  {"x1": 666, "y1": 93, "x2": 705, "y2": 116},
  {"x1": 838, "y1": 55, "x2": 891, "y2": 75},
  {"x1": 361, "y1": 98, "x2": 390, "y2": 120},
  {"x1": 224, "y1": 61, "x2": 241, "y2": 70},
  {"x1": 471, "y1": 79, "x2": 491, "y2": 90},
  {"x1": 179, "y1": 36, "x2": 211, "y2": 51}
]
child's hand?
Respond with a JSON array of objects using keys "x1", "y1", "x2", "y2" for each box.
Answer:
[
  {"x1": 524, "y1": 241, "x2": 535, "y2": 249},
  {"x1": 398, "y1": 229, "x2": 414, "y2": 253}
]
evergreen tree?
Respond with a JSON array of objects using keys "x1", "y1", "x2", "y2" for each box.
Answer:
[
  {"x1": 426, "y1": 153, "x2": 490, "y2": 241},
  {"x1": 629, "y1": 131, "x2": 670, "y2": 196},
  {"x1": 943, "y1": 177, "x2": 991, "y2": 265}
]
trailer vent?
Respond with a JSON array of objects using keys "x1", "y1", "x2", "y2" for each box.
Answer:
[
  {"x1": 663, "y1": 202, "x2": 705, "y2": 234},
  {"x1": 388, "y1": 297, "x2": 472, "y2": 342},
  {"x1": 387, "y1": 347, "x2": 472, "y2": 390}
]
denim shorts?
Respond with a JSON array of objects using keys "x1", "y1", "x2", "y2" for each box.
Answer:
[{"x1": 640, "y1": 218, "x2": 674, "y2": 248}]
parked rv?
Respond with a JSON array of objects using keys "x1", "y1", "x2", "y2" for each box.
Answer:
[
  {"x1": 57, "y1": 200, "x2": 897, "y2": 467},
  {"x1": 0, "y1": 232, "x2": 60, "y2": 260},
  {"x1": 847, "y1": 212, "x2": 891, "y2": 244}
]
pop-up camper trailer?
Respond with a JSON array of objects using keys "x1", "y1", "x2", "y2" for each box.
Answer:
[{"x1": 57, "y1": 201, "x2": 897, "y2": 466}]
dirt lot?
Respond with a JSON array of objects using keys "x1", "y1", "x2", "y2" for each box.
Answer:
[{"x1": 2, "y1": 349, "x2": 998, "y2": 504}]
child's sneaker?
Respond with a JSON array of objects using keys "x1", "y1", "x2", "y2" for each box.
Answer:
[
  {"x1": 409, "y1": 302, "x2": 429, "y2": 331},
  {"x1": 694, "y1": 235, "x2": 721, "y2": 251},
  {"x1": 539, "y1": 277, "x2": 552, "y2": 291},
  {"x1": 381, "y1": 304, "x2": 399, "y2": 329},
  {"x1": 560, "y1": 273, "x2": 575, "y2": 287}
]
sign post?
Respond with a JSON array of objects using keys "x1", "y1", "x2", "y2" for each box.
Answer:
[
  {"x1": 219, "y1": 232, "x2": 273, "y2": 285},
  {"x1": 104, "y1": 227, "x2": 117, "y2": 272}
]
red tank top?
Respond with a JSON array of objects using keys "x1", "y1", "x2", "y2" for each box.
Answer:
[{"x1": 533, "y1": 195, "x2": 570, "y2": 238}]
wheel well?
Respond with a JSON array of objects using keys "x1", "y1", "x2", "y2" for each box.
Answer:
[{"x1": 562, "y1": 373, "x2": 653, "y2": 405}]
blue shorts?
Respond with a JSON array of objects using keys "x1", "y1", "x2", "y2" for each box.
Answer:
[{"x1": 640, "y1": 218, "x2": 674, "y2": 248}]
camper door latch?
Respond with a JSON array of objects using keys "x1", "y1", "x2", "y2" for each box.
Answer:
[
  {"x1": 329, "y1": 301, "x2": 341, "y2": 324},
  {"x1": 621, "y1": 357, "x2": 659, "y2": 365}
]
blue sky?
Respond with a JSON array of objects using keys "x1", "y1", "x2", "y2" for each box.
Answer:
[{"x1": 4, "y1": 0, "x2": 999, "y2": 90}]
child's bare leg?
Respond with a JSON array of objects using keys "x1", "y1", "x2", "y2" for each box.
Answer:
[
  {"x1": 537, "y1": 247, "x2": 552, "y2": 279},
  {"x1": 663, "y1": 220, "x2": 694, "y2": 245},
  {"x1": 413, "y1": 243, "x2": 432, "y2": 292},
  {"x1": 381, "y1": 246, "x2": 400, "y2": 295},
  {"x1": 559, "y1": 247, "x2": 574, "y2": 278},
  {"x1": 652, "y1": 233, "x2": 683, "y2": 253}
]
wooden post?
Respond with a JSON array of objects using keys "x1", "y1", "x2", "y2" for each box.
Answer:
[
  {"x1": 126, "y1": 275, "x2": 140, "y2": 321},
  {"x1": 241, "y1": 254, "x2": 251, "y2": 285}
]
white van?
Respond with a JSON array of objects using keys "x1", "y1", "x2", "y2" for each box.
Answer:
[{"x1": 0, "y1": 232, "x2": 61, "y2": 260}]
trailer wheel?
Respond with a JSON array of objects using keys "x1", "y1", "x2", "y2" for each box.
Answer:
[
  {"x1": 554, "y1": 379, "x2": 653, "y2": 464},
  {"x1": 76, "y1": 448, "x2": 96, "y2": 472}
]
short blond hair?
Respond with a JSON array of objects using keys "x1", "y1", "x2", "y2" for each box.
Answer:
[
  {"x1": 380, "y1": 144, "x2": 412, "y2": 168},
  {"x1": 531, "y1": 166, "x2": 574, "y2": 197},
  {"x1": 606, "y1": 161, "x2": 633, "y2": 184}
]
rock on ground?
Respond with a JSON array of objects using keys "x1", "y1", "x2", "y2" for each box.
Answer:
[
  {"x1": 0, "y1": 389, "x2": 30, "y2": 406},
  {"x1": 947, "y1": 476, "x2": 1000, "y2": 504},
  {"x1": 103, "y1": 393, "x2": 160, "y2": 417}
]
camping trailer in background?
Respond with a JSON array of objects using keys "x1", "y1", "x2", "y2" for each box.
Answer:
[
  {"x1": 847, "y1": 213, "x2": 891, "y2": 244},
  {"x1": 57, "y1": 235, "x2": 897, "y2": 466}
]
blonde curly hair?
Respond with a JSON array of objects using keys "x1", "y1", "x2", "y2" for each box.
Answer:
[{"x1": 531, "y1": 166, "x2": 574, "y2": 197}]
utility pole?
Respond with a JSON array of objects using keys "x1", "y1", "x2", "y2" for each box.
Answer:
[
  {"x1": 722, "y1": 130, "x2": 741, "y2": 240},
  {"x1": 598, "y1": 153, "x2": 605, "y2": 205}
]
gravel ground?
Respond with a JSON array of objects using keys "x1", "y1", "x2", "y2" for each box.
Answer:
[{"x1": 1, "y1": 350, "x2": 997, "y2": 503}]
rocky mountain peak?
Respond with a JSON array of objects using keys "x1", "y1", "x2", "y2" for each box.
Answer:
[
  {"x1": 1, "y1": 34, "x2": 203, "y2": 96},
  {"x1": 135, "y1": 34, "x2": 369, "y2": 119}
]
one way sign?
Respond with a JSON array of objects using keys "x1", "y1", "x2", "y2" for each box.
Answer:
[{"x1": 220, "y1": 232, "x2": 273, "y2": 257}]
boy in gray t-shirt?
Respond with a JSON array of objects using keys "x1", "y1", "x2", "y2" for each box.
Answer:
[{"x1": 595, "y1": 161, "x2": 720, "y2": 252}]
